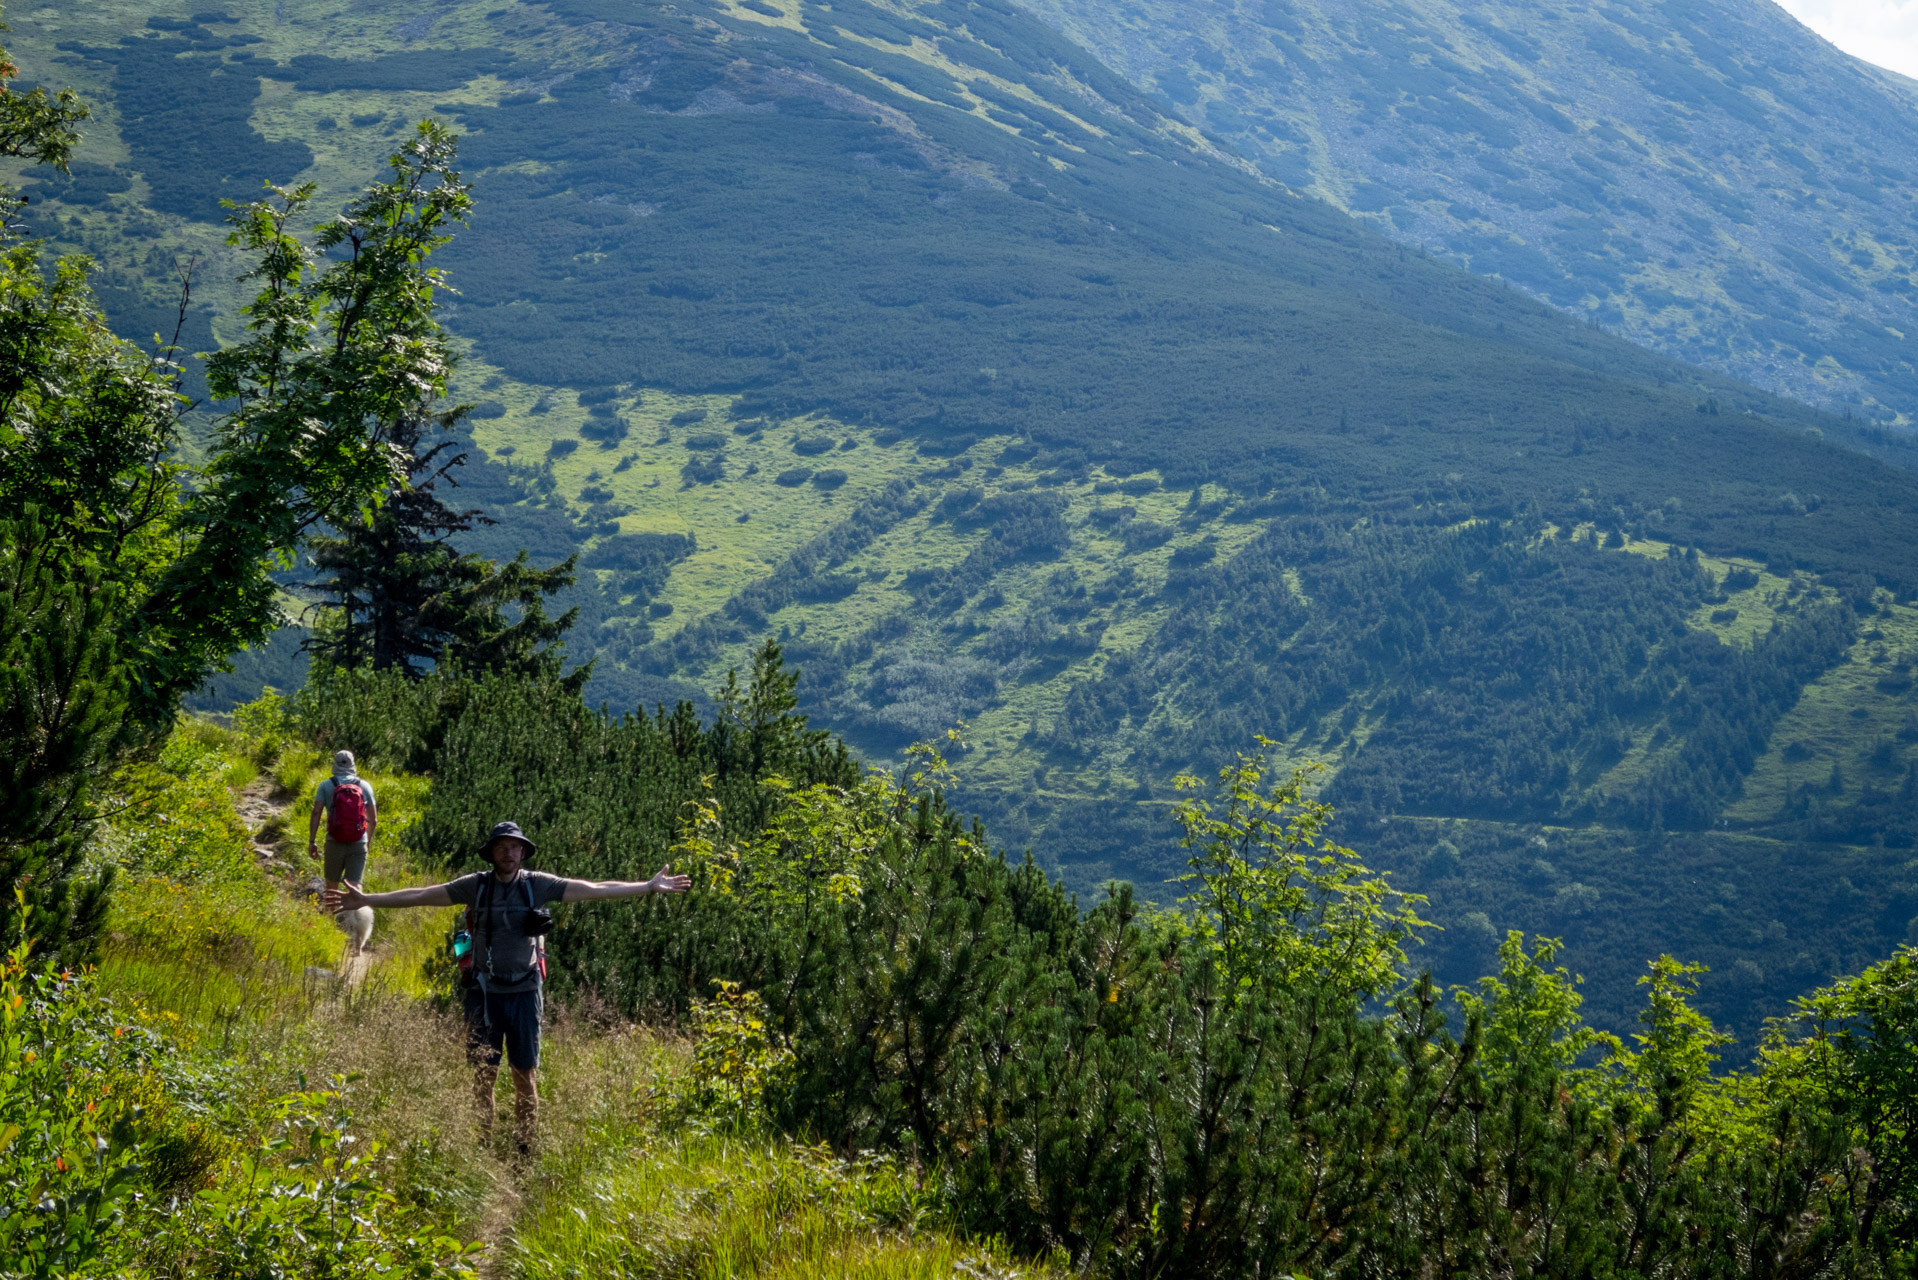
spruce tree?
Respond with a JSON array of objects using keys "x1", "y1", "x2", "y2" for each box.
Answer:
[
  {"x1": 305, "y1": 407, "x2": 586, "y2": 691},
  {"x1": 304, "y1": 409, "x2": 477, "y2": 674}
]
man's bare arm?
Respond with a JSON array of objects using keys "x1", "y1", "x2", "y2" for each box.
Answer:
[
  {"x1": 560, "y1": 866, "x2": 692, "y2": 903},
  {"x1": 325, "y1": 883, "x2": 456, "y2": 913},
  {"x1": 307, "y1": 800, "x2": 324, "y2": 851}
]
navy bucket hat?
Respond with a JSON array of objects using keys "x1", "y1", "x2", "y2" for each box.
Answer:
[{"x1": 479, "y1": 820, "x2": 537, "y2": 862}]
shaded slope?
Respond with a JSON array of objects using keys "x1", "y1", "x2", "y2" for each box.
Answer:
[
  {"x1": 422, "y1": 0, "x2": 1918, "y2": 583},
  {"x1": 1013, "y1": 0, "x2": 1918, "y2": 430}
]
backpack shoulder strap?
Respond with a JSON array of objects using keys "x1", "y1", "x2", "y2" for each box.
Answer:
[
  {"x1": 522, "y1": 876, "x2": 548, "y2": 976},
  {"x1": 478, "y1": 875, "x2": 496, "y2": 974}
]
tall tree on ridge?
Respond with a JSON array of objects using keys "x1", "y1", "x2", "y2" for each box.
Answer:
[
  {"x1": 304, "y1": 407, "x2": 586, "y2": 691},
  {"x1": 0, "y1": 14, "x2": 478, "y2": 955}
]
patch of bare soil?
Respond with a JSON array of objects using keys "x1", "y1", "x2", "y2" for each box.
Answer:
[{"x1": 234, "y1": 777, "x2": 292, "y2": 875}]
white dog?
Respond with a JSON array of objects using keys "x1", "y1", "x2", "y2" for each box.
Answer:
[{"x1": 334, "y1": 884, "x2": 375, "y2": 957}]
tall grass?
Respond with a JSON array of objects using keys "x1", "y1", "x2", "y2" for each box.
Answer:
[
  {"x1": 101, "y1": 877, "x2": 339, "y2": 1037},
  {"x1": 75, "y1": 712, "x2": 1055, "y2": 1280},
  {"x1": 509, "y1": 1130, "x2": 1045, "y2": 1280},
  {"x1": 98, "y1": 721, "x2": 343, "y2": 1032}
]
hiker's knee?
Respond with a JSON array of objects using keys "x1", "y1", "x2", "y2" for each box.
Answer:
[{"x1": 511, "y1": 1066, "x2": 537, "y2": 1100}]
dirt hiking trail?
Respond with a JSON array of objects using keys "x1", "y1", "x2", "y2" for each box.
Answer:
[
  {"x1": 224, "y1": 767, "x2": 534, "y2": 1272},
  {"x1": 232, "y1": 777, "x2": 374, "y2": 986}
]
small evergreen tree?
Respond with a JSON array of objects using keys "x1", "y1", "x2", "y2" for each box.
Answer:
[
  {"x1": 305, "y1": 409, "x2": 585, "y2": 691},
  {"x1": 0, "y1": 515, "x2": 120, "y2": 960}
]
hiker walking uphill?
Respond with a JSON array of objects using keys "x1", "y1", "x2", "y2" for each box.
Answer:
[
  {"x1": 310, "y1": 750, "x2": 377, "y2": 893},
  {"x1": 323, "y1": 821, "x2": 691, "y2": 1156}
]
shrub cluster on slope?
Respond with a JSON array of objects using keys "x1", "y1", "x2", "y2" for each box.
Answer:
[
  {"x1": 7, "y1": 617, "x2": 1918, "y2": 1277},
  {"x1": 337, "y1": 656, "x2": 1918, "y2": 1277}
]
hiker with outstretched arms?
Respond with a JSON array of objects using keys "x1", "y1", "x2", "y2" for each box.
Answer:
[
  {"x1": 323, "y1": 821, "x2": 690, "y2": 1155},
  {"x1": 309, "y1": 749, "x2": 377, "y2": 895}
]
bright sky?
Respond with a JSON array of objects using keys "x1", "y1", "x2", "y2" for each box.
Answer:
[{"x1": 1774, "y1": 0, "x2": 1918, "y2": 80}]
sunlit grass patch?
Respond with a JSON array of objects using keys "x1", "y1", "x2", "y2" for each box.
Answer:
[
  {"x1": 273, "y1": 743, "x2": 330, "y2": 806},
  {"x1": 716, "y1": 0, "x2": 809, "y2": 33},
  {"x1": 509, "y1": 1130, "x2": 1049, "y2": 1280},
  {"x1": 1681, "y1": 558, "x2": 1803, "y2": 650},
  {"x1": 99, "y1": 760, "x2": 257, "y2": 886},
  {"x1": 101, "y1": 876, "x2": 340, "y2": 1037},
  {"x1": 1726, "y1": 595, "x2": 1918, "y2": 819}
]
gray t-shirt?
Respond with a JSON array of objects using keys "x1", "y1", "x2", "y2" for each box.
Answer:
[
  {"x1": 315, "y1": 775, "x2": 378, "y2": 832},
  {"x1": 448, "y1": 871, "x2": 569, "y2": 993}
]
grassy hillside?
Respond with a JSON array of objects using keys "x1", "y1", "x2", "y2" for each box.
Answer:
[
  {"x1": 415, "y1": 362, "x2": 1918, "y2": 1043},
  {"x1": 11, "y1": 0, "x2": 1918, "y2": 1039},
  {"x1": 53, "y1": 711, "x2": 1048, "y2": 1278},
  {"x1": 23, "y1": 695, "x2": 1918, "y2": 1275},
  {"x1": 1014, "y1": 0, "x2": 1918, "y2": 433}
]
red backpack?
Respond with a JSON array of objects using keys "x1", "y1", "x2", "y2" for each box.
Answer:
[{"x1": 328, "y1": 778, "x2": 368, "y2": 842}]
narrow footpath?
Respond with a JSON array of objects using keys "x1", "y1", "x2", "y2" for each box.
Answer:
[
  {"x1": 224, "y1": 770, "x2": 525, "y2": 1276},
  {"x1": 232, "y1": 777, "x2": 374, "y2": 986}
]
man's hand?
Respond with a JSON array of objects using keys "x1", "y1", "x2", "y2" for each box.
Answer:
[
  {"x1": 323, "y1": 883, "x2": 370, "y2": 915},
  {"x1": 646, "y1": 865, "x2": 692, "y2": 895}
]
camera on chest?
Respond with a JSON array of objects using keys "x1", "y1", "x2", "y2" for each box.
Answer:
[{"x1": 480, "y1": 875, "x2": 553, "y2": 939}]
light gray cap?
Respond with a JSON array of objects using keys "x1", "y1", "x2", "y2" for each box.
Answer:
[{"x1": 333, "y1": 749, "x2": 356, "y2": 777}]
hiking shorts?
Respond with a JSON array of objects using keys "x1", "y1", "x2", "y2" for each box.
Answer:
[
  {"x1": 464, "y1": 984, "x2": 543, "y2": 1071},
  {"x1": 322, "y1": 837, "x2": 368, "y2": 884}
]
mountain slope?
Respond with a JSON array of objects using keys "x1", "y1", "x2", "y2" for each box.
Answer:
[
  {"x1": 12, "y1": 0, "x2": 1918, "y2": 1041},
  {"x1": 1012, "y1": 0, "x2": 1918, "y2": 431}
]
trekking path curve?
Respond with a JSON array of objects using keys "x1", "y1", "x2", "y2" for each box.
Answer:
[
  {"x1": 230, "y1": 761, "x2": 522, "y2": 1272},
  {"x1": 233, "y1": 778, "x2": 287, "y2": 872},
  {"x1": 231, "y1": 776, "x2": 375, "y2": 987}
]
